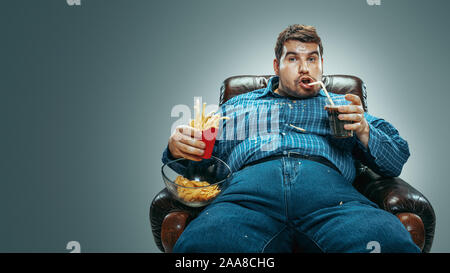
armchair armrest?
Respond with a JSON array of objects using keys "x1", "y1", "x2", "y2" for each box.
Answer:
[
  {"x1": 353, "y1": 165, "x2": 436, "y2": 252},
  {"x1": 149, "y1": 188, "x2": 203, "y2": 252}
]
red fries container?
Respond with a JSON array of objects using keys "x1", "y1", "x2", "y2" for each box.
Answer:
[{"x1": 201, "y1": 127, "x2": 218, "y2": 159}]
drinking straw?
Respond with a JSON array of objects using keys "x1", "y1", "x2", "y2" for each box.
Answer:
[{"x1": 308, "y1": 81, "x2": 335, "y2": 106}]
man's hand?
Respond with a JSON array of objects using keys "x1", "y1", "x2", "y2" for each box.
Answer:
[
  {"x1": 337, "y1": 94, "x2": 370, "y2": 148},
  {"x1": 168, "y1": 125, "x2": 206, "y2": 161}
]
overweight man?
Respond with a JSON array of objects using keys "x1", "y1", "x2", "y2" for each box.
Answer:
[{"x1": 162, "y1": 24, "x2": 420, "y2": 253}]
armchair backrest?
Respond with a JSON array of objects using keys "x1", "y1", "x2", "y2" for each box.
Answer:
[{"x1": 219, "y1": 75, "x2": 368, "y2": 112}]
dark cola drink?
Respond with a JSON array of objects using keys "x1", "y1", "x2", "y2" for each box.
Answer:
[{"x1": 325, "y1": 105, "x2": 353, "y2": 138}]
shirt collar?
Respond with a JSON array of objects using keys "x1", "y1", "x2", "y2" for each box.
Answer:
[
  {"x1": 318, "y1": 89, "x2": 327, "y2": 97},
  {"x1": 262, "y1": 76, "x2": 282, "y2": 98},
  {"x1": 261, "y1": 76, "x2": 327, "y2": 98}
]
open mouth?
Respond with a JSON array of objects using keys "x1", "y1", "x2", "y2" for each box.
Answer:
[{"x1": 298, "y1": 76, "x2": 314, "y2": 89}]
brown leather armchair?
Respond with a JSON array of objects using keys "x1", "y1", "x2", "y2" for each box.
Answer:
[{"x1": 150, "y1": 75, "x2": 436, "y2": 253}]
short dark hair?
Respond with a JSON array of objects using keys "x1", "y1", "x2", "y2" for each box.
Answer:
[{"x1": 275, "y1": 24, "x2": 323, "y2": 61}]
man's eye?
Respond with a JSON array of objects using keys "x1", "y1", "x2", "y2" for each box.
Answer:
[
  {"x1": 288, "y1": 57, "x2": 297, "y2": 62},
  {"x1": 308, "y1": 57, "x2": 316, "y2": 62}
]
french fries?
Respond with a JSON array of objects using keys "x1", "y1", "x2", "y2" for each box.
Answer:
[
  {"x1": 190, "y1": 98, "x2": 229, "y2": 130},
  {"x1": 174, "y1": 175, "x2": 221, "y2": 202}
]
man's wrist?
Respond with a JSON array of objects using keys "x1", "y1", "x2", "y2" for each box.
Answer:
[{"x1": 356, "y1": 121, "x2": 370, "y2": 149}]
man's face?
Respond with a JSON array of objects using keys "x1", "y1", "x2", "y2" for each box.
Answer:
[{"x1": 273, "y1": 40, "x2": 323, "y2": 99}]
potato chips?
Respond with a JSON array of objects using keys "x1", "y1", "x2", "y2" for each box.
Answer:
[{"x1": 174, "y1": 175, "x2": 221, "y2": 202}]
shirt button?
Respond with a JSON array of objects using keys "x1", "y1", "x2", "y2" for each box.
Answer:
[
  {"x1": 283, "y1": 151, "x2": 287, "y2": 155},
  {"x1": 281, "y1": 132, "x2": 286, "y2": 136}
]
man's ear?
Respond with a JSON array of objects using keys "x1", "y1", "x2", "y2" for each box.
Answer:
[{"x1": 273, "y1": 59, "x2": 279, "y2": 76}]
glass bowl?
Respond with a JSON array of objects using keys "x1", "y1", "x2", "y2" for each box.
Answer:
[{"x1": 161, "y1": 156, "x2": 233, "y2": 207}]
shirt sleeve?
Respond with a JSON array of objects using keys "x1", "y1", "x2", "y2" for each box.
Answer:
[{"x1": 353, "y1": 112, "x2": 410, "y2": 177}]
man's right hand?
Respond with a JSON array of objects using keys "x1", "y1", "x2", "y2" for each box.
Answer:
[{"x1": 168, "y1": 125, "x2": 206, "y2": 161}]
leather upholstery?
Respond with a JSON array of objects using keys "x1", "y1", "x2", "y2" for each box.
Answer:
[
  {"x1": 150, "y1": 75, "x2": 435, "y2": 252},
  {"x1": 353, "y1": 165, "x2": 436, "y2": 253},
  {"x1": 150, "y1": 188, "x2": 203, "y2": 252}
]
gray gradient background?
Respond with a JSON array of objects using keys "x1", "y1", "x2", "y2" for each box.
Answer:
[{"x1": 1, "y1": 0, "x2": 449, "y2": 252}]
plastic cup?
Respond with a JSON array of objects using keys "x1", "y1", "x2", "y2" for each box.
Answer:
[
  {"x1": 325, "y1": 105, "x2": 353, "y2": 138},
  {"x1": 201, "y1": 127, "x2": 218, "y2": 159}
]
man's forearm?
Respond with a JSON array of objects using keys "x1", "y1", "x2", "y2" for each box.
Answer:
[{"x1": 356, "y1": 116, "x2": 410, "y2": 177}]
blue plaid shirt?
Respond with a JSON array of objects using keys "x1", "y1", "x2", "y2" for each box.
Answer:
[{"x1": 162, "y1": 76, "x2": 410, "y2": 183}]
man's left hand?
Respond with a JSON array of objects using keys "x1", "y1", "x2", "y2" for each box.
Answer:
[{"x1": 336, "y1": 94, "x2": 370, "y2": 148}]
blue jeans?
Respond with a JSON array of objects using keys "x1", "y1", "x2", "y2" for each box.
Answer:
[{"x1": 173, "y1": 158, "x2": 420, "y2": 253}]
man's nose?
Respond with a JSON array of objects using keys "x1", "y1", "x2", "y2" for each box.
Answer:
[{"x1": 299, "y1": 60, "x2": 309, "y2": 73}]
